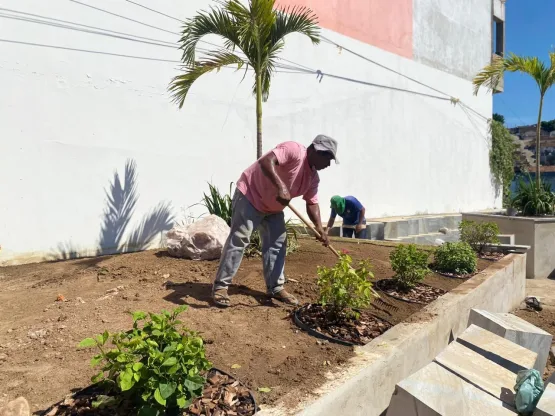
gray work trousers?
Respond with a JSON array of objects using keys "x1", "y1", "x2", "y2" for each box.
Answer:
[{"x1": 213, "y1": 190, "x2": 286, "y2": 295}]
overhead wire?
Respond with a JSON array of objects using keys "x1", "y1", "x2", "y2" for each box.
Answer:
[{"x1": 3, "y1": 1, "x2": 498, "y2": 114}]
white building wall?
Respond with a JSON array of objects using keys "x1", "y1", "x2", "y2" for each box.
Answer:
[{"x1": 0, "y1": 0, "x2": 497, "y2": 265}]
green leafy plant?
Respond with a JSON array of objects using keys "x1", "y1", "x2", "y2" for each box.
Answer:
[
  {"x1": 317, "y1": 253, "x2": 375, "y2": 321},
  {"x1": 459, "y1": 220, "x2": 500, "y2": 254},
  {"x1": 389, "y1": 244, "x2": 430, "y2": 290},
  {"x1": 433, "y1": 242, "x2": 477, "y2": 275},
  {"x1": 490, "y1": 120, "x2": 517, "y2": 204},
  {"x1": 170, "y1": 0, "x2": 320, "y2": 159},
  {"x1": 512, "y1": 174, "x2": 555, "y2": 216},
  {"x1": 202, "y1": 182, "x2": 233, "y2": 226},
  {"x1": 78, "y1": 305, "x2": 211, "y2": 415}
]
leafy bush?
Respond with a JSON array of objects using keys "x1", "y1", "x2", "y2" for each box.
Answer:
[
  {"x1": 512, "y1": 175, "x2": 555, "y2": 216},
  {"x1": 433, "y1": 242, "x2": 477, "y2": 275},
  {"x1": 317, "y1": 253, "x2": 375, "y2": 321},
  {"x1": 389, "y1": 244, "x2": 430, "y2": 290},
  {"x1": 78, "y1": 305, "x2": 211, "y2": 415},
  {"x1": 202, "y1": 182, "x2": 233, "y2": 226},
  {"x1": 459, "y1": 220, "x2": 500, "y2": 254}
]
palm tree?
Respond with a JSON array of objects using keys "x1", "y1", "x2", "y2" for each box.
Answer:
[
  {"x1": 169, "y1": 0, "x2": 320, "y2": 159},
  {"x1": 473, "y1": 52, "x2": 555, "y2": 188}
]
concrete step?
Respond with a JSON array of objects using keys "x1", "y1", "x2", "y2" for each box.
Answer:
[
  {"x1": 383, "y1": 215, "x2": 462, "y2": 239},
  {"x1": 457, "y1": 324, "x2": 537, "y2": 374},
  {"x1": 386, "y1": 361, "x2": 516, "y2": 416},
  {"x1": 435, "y1": 341, "x2": 519, "y2": 406},
  {"x1": 535, "y1": 382, "x2": 555, "y2": 416},
  {"x1": 468, "y1": 309, "x2": 553, "y2": 372},
  {"x1": 386, "y1": 230, "x2": 460, "y2": 245}
]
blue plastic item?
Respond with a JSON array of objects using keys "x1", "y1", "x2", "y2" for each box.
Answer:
[{"x1": 514, "y1": 369, "x2": 544, "y2": 415}]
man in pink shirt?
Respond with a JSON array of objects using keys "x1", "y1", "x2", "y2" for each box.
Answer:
[{"x1": 212, "y1": 135, "x2": 338, "y2": 307}]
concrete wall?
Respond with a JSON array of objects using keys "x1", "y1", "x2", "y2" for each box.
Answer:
[
  {"x1": 258, "y1": 253, "x2": 526, "y2": 416},
  {"x1": 0, "y1": 0, "x2": 498, "y2": 264},
  {"x1": 413, "y1": 0, "x2": 493, "y2": 80}
]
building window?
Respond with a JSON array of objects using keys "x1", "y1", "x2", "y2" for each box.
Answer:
[{"x1": 493, "y1": 17, "x2": 505, "y2": 57}]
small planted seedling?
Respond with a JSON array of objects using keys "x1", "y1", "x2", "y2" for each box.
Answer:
[
  {"x1": 459, "y1": 220, "x2": 500, "y2": 254},
  {"x1": 78, "y1": 305, "x2": 211, "y2": 415},
  {"x1": 389, "y1": 244, "x2": 430, "y2": 291},
  {"x1": 433, "y1": 242, "x2": 477, "y2": 276},
  {"x1": 317, "y1": 252, "x2": 376, "y2": 321}
]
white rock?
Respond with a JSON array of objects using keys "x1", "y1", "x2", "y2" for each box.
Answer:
[
  {"x1": 27, "y1": 329, "x2": 48, "y2": 340},
  {"x1": 0, "y1": 353, "x2": 7, "y2": 362},
  {"x1": 0, "y1": 397, "x2": 30, "y2": 416},
  {"x1": 166, "y1": 215, "x2": 230, "y2": 261}
]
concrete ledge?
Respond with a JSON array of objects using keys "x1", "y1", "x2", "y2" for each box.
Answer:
[
  {"x1": 463, "y1": 212, "x2": 555, "y2": 279},
  {"x1": 257, "y1": 253, "x2": 526, "y2": 416}
]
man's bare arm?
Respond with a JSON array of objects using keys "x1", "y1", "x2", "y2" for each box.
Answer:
[
  {"x1": 306, "y1": 203, "x2": 329, "y2": 246},
  {"x1": 259, "y1": 152, "x2": 290, "y2": 205}
]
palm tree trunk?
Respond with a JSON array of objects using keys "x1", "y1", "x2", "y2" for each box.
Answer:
[
  {"x1": 256, "y1": 71, "x2": 263, "y2": 159},
  {"x1": 536, "y1": 95, "x2": 544, "y2": 188}
]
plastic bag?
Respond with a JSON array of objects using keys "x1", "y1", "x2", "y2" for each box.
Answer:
[{"x1": 514, "y1": 369, "x2": 544, "y2": 415}]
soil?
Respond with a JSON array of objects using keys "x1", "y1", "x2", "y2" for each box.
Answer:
[
  {"x1": 0, "y1": 239, "x2": 494, "y2": 414},
  {"x1": 43, "y1": 369, "x2": 255, "y2": 416},
  {"x1": 295, "y1": 304, "x2": 392, "y2": 345},
  {"x1": 374, "y1": 279, "x2": 447, "y2": 304}
]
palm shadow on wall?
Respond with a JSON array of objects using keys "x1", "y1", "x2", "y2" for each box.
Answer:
[{"x1": 51, "y1": 159, "x2": 173, "y2": 260}]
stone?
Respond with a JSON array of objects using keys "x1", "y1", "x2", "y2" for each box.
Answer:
[
  {"x1": 166, "y1": 215, "x2": 230, "y2": 261},
  {"x1": 457, "y1": 324, "x2": 538, "y2": 373},
  {"x1": 386, "y1": 362, "x2": 515, "y2": 416},
  {"x1": 0, "y1": 353, "x2": 7, "y2": 362},
  {"x1": 535, "y1": 382, "x2": 555, "y2": 416},
  {"x1": 439, "y1": 227, "x2": 448, "y2": 234},
  {"x1": 27, "y1": 329, "x2": 48, "y2": 340},
  {"x1": 0, "y1": 397, "x2": 30, "y2": 416},
  {"x1": 434, "y1": 341, "x2": 518, "y2": 406},
  {"x1": 468, "y1": 309, "x2": 553, "y2": 372}
]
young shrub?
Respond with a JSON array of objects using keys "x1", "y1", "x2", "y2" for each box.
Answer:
[
  {"x1": 78, "y1": 305, "x2": 210, "y2": 415},
  {"x1": 434, "y1": 242, "x2": 477, "y2": 275},
  {"x1": 317, "y1": 253, "x2": 375, "y2": 321},
  {"x1": 459, "y1": 220, "x2": 500, "y2": 254},
  {"x1": 389, "y1": 244, "x2": 430, "y2": 290}
]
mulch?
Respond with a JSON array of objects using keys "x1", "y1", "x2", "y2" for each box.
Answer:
[
  {"x1": 41, "y1": 369, "x2": 256, "y2": 416},
  {"x1": 374, "y1": 279, "x2": 446, "y2": 304},
  {"x1": 295, "y1": 303, "x2": 392, "y2": 346}
]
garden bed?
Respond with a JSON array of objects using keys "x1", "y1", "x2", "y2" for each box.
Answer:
[{"x1": 0, "y1": 239, "x2": 494, "y2": 413}]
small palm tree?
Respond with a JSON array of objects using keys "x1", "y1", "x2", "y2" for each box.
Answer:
[
  {"x1": 169, "y1": 0, "x2": 320, "y2": 159},
  {"x1": 473, "y1": 52, "x2": 555, "y2": 187}
]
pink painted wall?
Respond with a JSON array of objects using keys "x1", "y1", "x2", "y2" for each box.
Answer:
[{"x1": 275, "y1": 0, "x2": 413, "y2": 58}]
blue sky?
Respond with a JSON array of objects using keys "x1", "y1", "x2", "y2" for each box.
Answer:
[{"x1": 493, "y1": 0, "x2": 555, "y2": 127}]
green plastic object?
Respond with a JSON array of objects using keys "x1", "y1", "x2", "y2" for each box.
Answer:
[{"x1": 514, "y1": 369, "x2": 544, "y2": 415}]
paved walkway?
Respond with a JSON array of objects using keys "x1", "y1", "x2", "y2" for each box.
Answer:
[{"x1": 526, "y1": 280, "x2": 555, "y2": 307}]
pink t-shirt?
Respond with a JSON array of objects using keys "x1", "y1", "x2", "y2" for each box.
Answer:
[{"x1": 236, "y1": 142, "x2": 320, "y2": 214}]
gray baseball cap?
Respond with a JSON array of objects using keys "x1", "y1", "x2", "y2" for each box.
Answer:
[{"x1": 312, "y1": 134, "x2": 339, "y2": 163}]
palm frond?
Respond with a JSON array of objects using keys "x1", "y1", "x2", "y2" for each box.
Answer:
[
  {"x1": 472, "y1": 54, "x2": 506, "y2": 95},
  {"x1": 546, "y1": 51, "x2": 555, "y2": 90},
  {"x1": 179, "y1": 5, "x2": 242, "y2": 65},
  {"x1": 169, "y1": 51, "x2": 245, "y2": 108},
  {"x1": 504, "y1": 53, "x2": 550, "y2": 91},
  {"x1": 272, "y1": 4, "x2": 320, "y2": 46}
]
